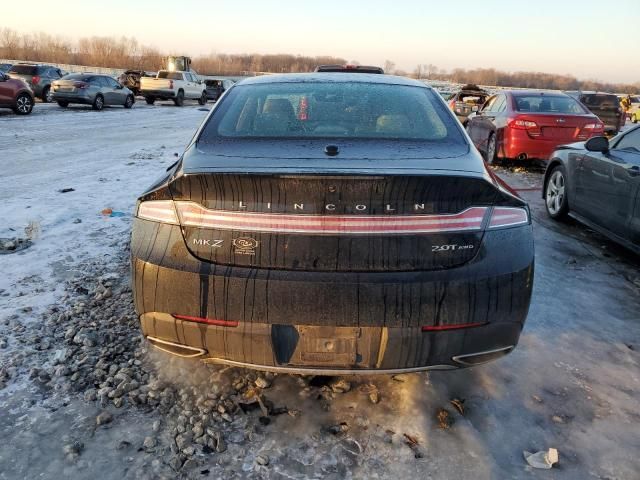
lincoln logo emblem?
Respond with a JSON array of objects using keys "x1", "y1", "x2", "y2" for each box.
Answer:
[{"x1": 232, "y1": 237, "x2": 259, "y2": 255}]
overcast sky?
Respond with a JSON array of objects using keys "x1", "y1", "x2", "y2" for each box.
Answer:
[{"x1": 3, "y1": 0, "x2": 639, "y2": 83}]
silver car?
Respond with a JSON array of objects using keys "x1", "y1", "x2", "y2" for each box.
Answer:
[{"x1": 52, "y1": 74, "x2": 135, "y2": 111}]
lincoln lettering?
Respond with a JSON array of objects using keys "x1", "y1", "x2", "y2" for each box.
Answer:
[{"x1": 234, "y1": 202, "x2": 427, "y2": 212}]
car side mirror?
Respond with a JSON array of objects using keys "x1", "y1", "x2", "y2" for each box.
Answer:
[{"x1": 585, "y1": 136, "x2": 609, "y2": 153}]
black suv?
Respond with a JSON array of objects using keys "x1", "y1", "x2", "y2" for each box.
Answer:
[
  {"x1": 565, "y1": 91, "x2": 625, "y2": 135},
  {"x1": 8, "y1": 64, "x2": 64, "y2": 102}
]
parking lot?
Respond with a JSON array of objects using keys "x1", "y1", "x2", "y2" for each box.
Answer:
[{"x1": 1, "y1": 101, "x2": 639, "y2": 479}]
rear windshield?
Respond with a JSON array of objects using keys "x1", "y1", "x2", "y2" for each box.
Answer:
[
  {"x1": 10, "y1": 65, "x2": 38, "y2": 75},
  {"x1": 199, "y1": 81, "x2": 464, "y2": 142},
  {"x1": 514, "y1": 95, "x2": 587, "y2": 114},
  {"x1": 158, "y1": 71, "x2": 183, "y2": 80},
  {"x1": 205, "y1": 80, "x2": 223, "y2": 87},
  {"x1": 580, "y1": 94, "x2": 619, "y2": 108}
]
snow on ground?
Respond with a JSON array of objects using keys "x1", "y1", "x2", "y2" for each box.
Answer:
[{"x1": 0, "y1": 102, "x2": 639, "y2": 479}]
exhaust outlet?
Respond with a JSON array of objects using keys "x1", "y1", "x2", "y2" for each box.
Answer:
[
  {"x1": 517, "y1": 153, "x2": 528, "y2": 161},
  {"x1": 146, "y1": 336, "x2": 207, "y2": 358},
  {"x1": 451, "y1": 345, "x2": 514, "y2": 366}
]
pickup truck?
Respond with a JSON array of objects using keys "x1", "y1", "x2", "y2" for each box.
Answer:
[{"x1": 140, "y1": 70, "x2": 207, "y2": 106}]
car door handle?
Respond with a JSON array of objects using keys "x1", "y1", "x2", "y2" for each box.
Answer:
[{"x1": 628, "y1": 165, "x2": 640, "y2": 176}]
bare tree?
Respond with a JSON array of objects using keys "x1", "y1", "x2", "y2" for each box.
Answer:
[{"x1": 383, "y1": 60, "x2": 396, "y2": 75}]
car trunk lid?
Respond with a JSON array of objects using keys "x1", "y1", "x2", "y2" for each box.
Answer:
[
  {"x1": 513, "y1": 113, "x2": 601, "y2": 141},
  {"x1": 169, "y1": 170, "x2": 505, "y2": 272},
  {"x1": 52, "y1": 78, "x2": 87, "y2": 93}
]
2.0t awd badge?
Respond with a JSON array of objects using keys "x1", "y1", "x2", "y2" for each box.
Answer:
[{"x1": 232, "y1": 237, "x2": 259, "y2": 255}]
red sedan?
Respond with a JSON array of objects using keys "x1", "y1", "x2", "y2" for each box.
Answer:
[{"x1": 466, "y1": 91, "x2": 604, "y2": 164}]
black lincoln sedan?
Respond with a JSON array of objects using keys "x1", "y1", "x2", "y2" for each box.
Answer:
[
  {"x1": 544, "y1": 126, "x2": 640, "y2": 254},
  {"x1": 131, "y1": 73, "x2": 534, "y2": 374}
]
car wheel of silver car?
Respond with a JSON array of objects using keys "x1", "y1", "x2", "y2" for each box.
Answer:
[
  {"x1": 93, "y1": 94, "x2": 104, "y2": 111},
  {"x1": 14, "y1": 93, "x2": 33, "y2": 115},
  {"x1": 124, "y1": 95, "x2": 134, "y2": 109},
  {"x1": 545, "y1": 166, "x2": 569, "y2": 220},
  {"x1": 43, "y1": 86, "x2": 53, "y2": 103},
  {"x1": 486, "y1": 133, "x2": 498, "y2": 165},
  {"x1": 198, "y1": 92, "x2": 207, "y2": 106}
]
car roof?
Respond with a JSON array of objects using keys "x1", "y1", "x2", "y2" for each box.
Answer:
[{"x1": 235, "y1": 73, "x2": 429, "y2": 88}]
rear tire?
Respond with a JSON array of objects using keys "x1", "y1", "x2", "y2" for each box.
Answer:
[
  {"x1": 174, "y1": 90, "x2": 184, "y2": 107},
  {"x1": 42, "y1": 86, "x2": 53, "y2": 103},
  {"x1": 92, "y1": 94, "x2": 104, "y2": 111},
  {"x1": 198, "y1": 91, "x2": 207, "y2": 105},
  {"x1": 57, "y1": 101, "x2": 69, "y2": 108},
  {"x1": 124, "y1": 95, "x2": 134, "y2": 109},
  {"x1": 145, "y1": 97, "x2": 155, "y2": 105},
  {"x1": 486, "y1": 133, "x2": 499, "y2": 165},
  {"x1": 13, "y1": 93, "x2": 34, "y2": 115},
  {"x1": 545, "y1": 165, "x2": 569, "y2": 220}
]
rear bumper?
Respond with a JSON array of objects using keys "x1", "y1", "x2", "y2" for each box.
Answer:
[
  {"x1": 142, "y1": 90, "x2": 175, "y2": 98},
  {"x1": 502, "y1": 129, "x2": 591, "y2": 161},
  {"x1": 131, "y1": 219, "x2": 534, "y2": 372},
  {"x1": 51, "y1": 92, "x2": 93, "y2": 104}
]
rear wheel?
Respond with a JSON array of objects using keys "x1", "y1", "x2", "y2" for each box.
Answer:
[
  {"x1": 486, "y1": 133, "x2": 498, "y2": 165},
  {"x1": 545, "y1": 165, "x2": 569, "y2": 220},
  {"x1": 92, "y1": 94, "x2": 104, "y2": 111},
  {"x1": 124, "y1": 95, "x2": 134, "y2": 109},
  {"x1": 42, "y1": 86, "x2": 53, "y2": 103},
  {"x1": 198, "y1": 91, "x2": 207, "y2": 105},
  {"x1": 57, "y1": 100, "x2": 69, "y2": 108},
  {"x1": 174, "y1": 90, "x2": 184, "y2": 107},
  {"x1": 13, "y1": 93, "x2": 33, "y2": 115},
  {"x1": 145, "y1": 97, "x2": 155, "y2": 105}
]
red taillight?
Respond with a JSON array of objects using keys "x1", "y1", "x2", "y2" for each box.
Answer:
[
  {"x1": 298, "y1": 96, "x2": 308, "y2": 121},
  {"x1": 422, "y1": 321, "x2": 487, "y2": 332},
  {"x1": 169, "y1": 80, "x2": 174, "y2": 89},
  {"x1": 578, "y1": 122, "x2": 604, "y2": 138},
  {"x1": 487, "y1": 207, "x2": 529, "y2": 229},
  {"x1": 137, "y1": 200, "x2": 179, "y2": 224},
  {"x1": 173, "y1": 314, "x2": 238, "y2": 327},
  {"x1": 449, "y1": 99, "x2": 456, "y2": 110},
  {"x1": 74, "y1": 81, "x2": 89, "y2": 89},
  {"x1": 32, "y1": 75, "x2": 41, "y2": 85},
  {"x1": 508, "y1": 117, "x2": 540, "y2": 136}
]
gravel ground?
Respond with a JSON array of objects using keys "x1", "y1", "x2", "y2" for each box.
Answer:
[{"x1": 1, "y1": 102, "x2": 639, "y2": 479}]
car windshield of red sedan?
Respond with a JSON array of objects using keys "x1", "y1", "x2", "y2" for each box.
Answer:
[
  {"x1": 514, "y1": 95, "x2": 587, "y2": 114},
  {"x1": 202, "y1": 82, "x2": 464, "y2": 142}
]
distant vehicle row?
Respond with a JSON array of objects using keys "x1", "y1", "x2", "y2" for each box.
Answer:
[{"x1": 0, "y1": 62, "x2": 237, "y2": 114}]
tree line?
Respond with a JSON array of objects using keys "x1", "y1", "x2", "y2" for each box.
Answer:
[
  {"x1": 1, "y1": 28, "x2": 637, "y2": 92},
  {"x1": 410, "y1": 64, "x2": 640, "y2": 94},
  {"x1": 0, "y1": 29, "x2": 347, "y2": 75}
]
